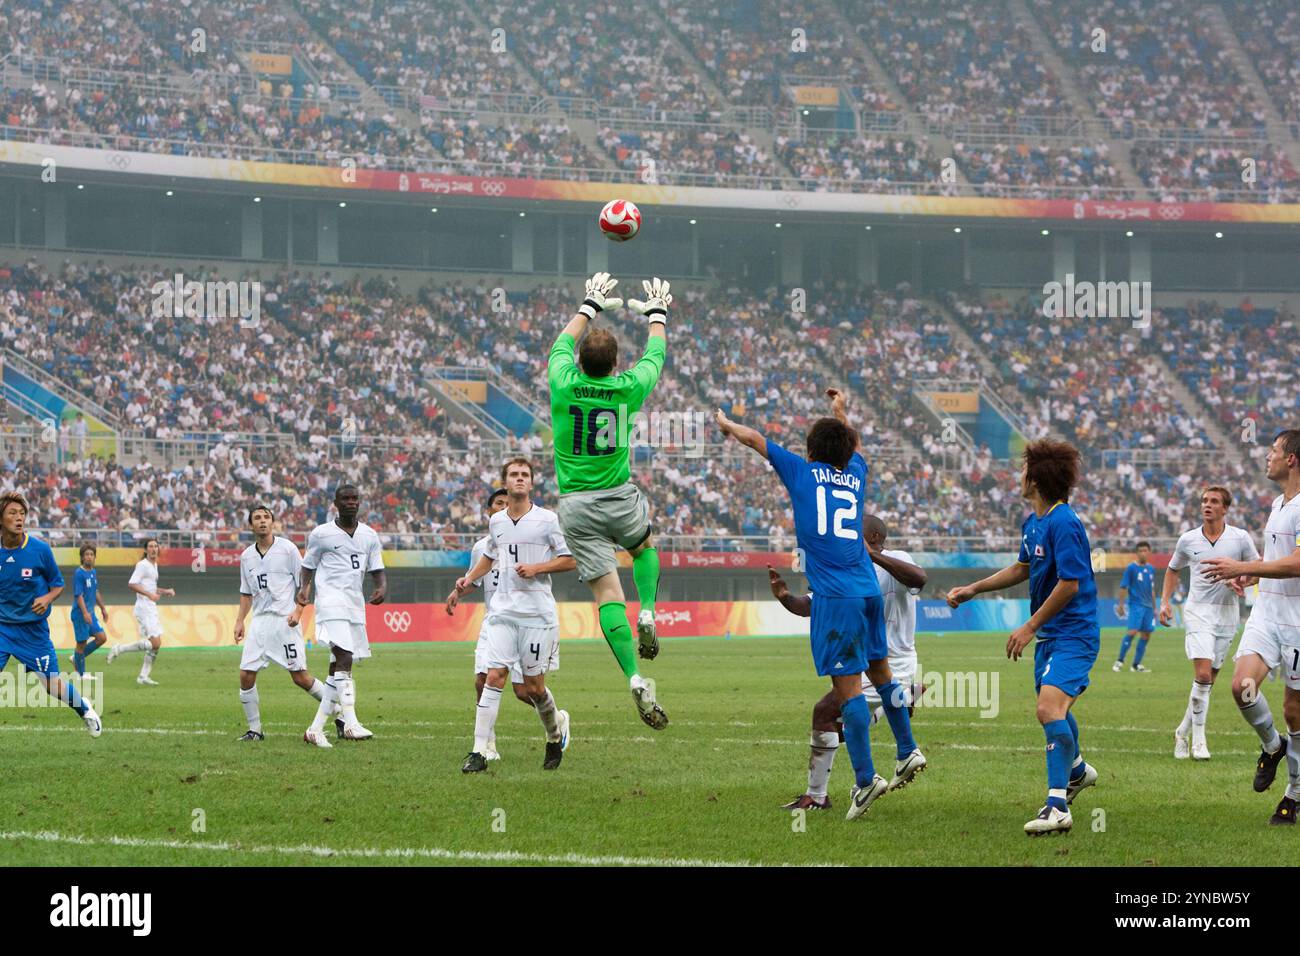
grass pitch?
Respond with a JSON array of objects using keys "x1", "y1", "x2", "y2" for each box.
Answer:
[{"x1": 0, "y1": 628, "x2": 1288, "y2": 866}]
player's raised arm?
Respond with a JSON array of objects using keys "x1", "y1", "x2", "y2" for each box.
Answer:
[
  {"x1": 626, "y1": 277, "x2": 671, "y2": 342},
  {"x1": 767, "y1": 565, "x2": 812, "y2": 617},
  {"x1": 715, "y1": 408, "x2": 768, "y2": 459},
  {"x1": 825, "y1": 387, "x2": 858, "y2": 450},
  {"x1": 557, "y1": 272, "x2": 623, "y2": 343}
]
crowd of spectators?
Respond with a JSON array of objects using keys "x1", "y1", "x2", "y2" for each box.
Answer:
[
  {"x1": 1131, "y1": 141, "x2": 1300, "y2": 204},
  {"x1": 954, "y1": 141, "x2": 1130, "y2": 198}
]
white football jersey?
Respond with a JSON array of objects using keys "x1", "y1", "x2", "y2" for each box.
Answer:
[
  {"x1": 302, "y1": 521, "x2": 384, "y2": 624},
  {"x1": 1168, "y1": 523, "x2": 1259, "y2": 627},
  {"x1": 483, "y1": 505, "x2": 570, "y2": 623},
  {"x1": 1254, "y1": 493, "x2": 1300, "y2": 629},
  {"x1": 876, "y1": 548, "x2": 921, "y2": 657},
  {"x1": 239, "y1": 536, "x2": 303, "y2": 618},
  {"x1": 128, "y1": 558, "x2": 160, "y2": 609},
  {"x1": 470, "y1": 535, "x2": 499, "y2": 609}
]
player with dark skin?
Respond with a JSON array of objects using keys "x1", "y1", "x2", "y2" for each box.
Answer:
[
  {"x1": 295, "y1": 486, "x2": 387, "y2": 684},
  {"x1": 767, "y1": 516, "x2": 929, "y2": 764}
]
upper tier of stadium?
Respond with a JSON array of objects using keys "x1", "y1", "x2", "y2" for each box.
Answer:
[{"x1": 2, "y1": 0, "x2": 1298, "y2": 201}]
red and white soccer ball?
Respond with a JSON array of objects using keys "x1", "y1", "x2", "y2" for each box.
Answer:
[{"x1": 598, "y1": 199, "x2": 641, "y2": 242}]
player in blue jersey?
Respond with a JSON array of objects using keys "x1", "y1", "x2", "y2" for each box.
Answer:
[
  {"x1": 69, "y1": 544, "x2": 109, "y2": 677},
  {"x1": 0, "y1": 493, "x2": 101, "y2": 736},
  {"x1": 946, "y1": 440, "x2": 1099, "y2": 835},
  {"x1": 1112, "y1": 542, "x2": 1157, "y2": 672},
  {"x1": 717, "y1": 388, "x2": 925, "y2": 821}
]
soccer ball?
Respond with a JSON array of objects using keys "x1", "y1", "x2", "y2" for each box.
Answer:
[{"x1": 598, "y1": 199, "x2": 641, "y2": 242}]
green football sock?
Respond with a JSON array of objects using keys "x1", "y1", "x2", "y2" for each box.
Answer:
[
  {"x1": 632, "y1": 547, "x2": 660, "y2": 614},
  {"x1": 599, "y1": 601, "x2": 639, "y2": 680}
]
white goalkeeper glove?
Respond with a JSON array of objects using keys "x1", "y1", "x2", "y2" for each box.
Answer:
[
  {"x1": 578, "y1": 272, "x2": 623, "y2": 320},
  {"x1": 627, "y1": 277, "x2": 672, "y2": 325}
]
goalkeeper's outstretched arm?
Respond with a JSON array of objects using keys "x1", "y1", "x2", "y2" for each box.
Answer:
[
  {"x1": 560, "y1": 271, "x2": 624, "y2": 342},
  {"x1": 715, "y1": 408, "x2": 768, "y2": 459}
]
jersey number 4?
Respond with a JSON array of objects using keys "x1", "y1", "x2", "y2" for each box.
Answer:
[
  {"x1": 815, "y1": 486, "x2": 858, "y2": 540},
  {"x1": 568, "y1": 405, "x2": 618, "y2": 456}
]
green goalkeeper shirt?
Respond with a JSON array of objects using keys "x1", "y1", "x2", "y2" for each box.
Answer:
[{"x1": 548, "y1": 332, "x2": 666, "y2": 494}]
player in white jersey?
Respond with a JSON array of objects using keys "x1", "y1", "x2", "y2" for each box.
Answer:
[
  {"x1": 771, "y1": 515, "x2": 929, "y2": 810},
  {"x1": 233, "y1": 506, "x2": 329, "y2": 743},
  {"x1": 454, "y1": 458, "x2": 576, "y2": 773},
  {"x1": 296, "y1": 484, "x2": 387, "y2": 744},
  {"x1": 1159, "y1": 487, "x2": 1259, "y2": 760},
  {"x1": 1203, "y1": 430, "x2": 1300, "y2": 825},
  {"x1": 445, "y1": 488, "x2": 547, "y2": 761},
  {"x1": 105, "y1": 538, "x2": 175, "y2": 685}
]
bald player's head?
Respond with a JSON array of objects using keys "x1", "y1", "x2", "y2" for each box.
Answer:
[{"x1": 864, "y1": 514, "x2": 888, "y2": 549}]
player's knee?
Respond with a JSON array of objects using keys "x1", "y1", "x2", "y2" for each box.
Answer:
[
  {"x1": 513, "y1": 682, "x2": 533, "y2": 704},
  {"x1": 1285, "y1": 698, "x2": 1300, "y2": 728},
  {"x1": 1035, "y1": 700, "x2": 1064, "y2": 725},
  {"x1": 1231, "y1": 675, "x2": 1254, "y2": 703},
  {"x1": 239, "y1": 670, "x2": 257, "y2": 690},
  {"x1": 485, "y1": 670, "x2": 508, "y2": 690},
  {"x1": 865, "y1": 661, "x2": 892, "y2": 687},
  {"x1": 812, "y1": 696, "x2": 839, "y2": 731}
]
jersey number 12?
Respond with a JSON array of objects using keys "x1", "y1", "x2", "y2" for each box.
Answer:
[{"x1": 816, "y1": 486, "x2": 858, "y2": 540}]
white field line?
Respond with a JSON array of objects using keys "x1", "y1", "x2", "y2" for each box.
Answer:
[{"x1": 0, "y1": 829, "x2": 809, "y2": 868}]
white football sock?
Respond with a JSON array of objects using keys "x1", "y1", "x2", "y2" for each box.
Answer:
[
  {"x1": 334, "y1": 671, "x2": 357, "y2": 725},
  {"x1": 119, "y1": 638, "x2": 152, "y2": 654},
  {"x1": 807, "y1": 730, "x2": 840, "y2": 800},
  {"x1": 139, "y1": 648, "x2": 157, "y2": 679},
  {"x1": 474, "y1": 685, "x2": 503, "y2": 754},
  {"x1": 239, "y1": 686, "x2": 261, "y2": 733},
  {"x1": 534, "y1": 688, "x2": 561, "y2": 742},
  {"x1": 1240, "y1": 696, "x2": 1283, "y2": 753},
  {"x1": 309, "y1": 679, "x2": 336, "y2": 732},
  {"x1": 304, "y1": 678, "x2": 325, "y2": 701},
  {"x1": 1288, "y1": 731, "x2": 1300, "y2": 801},
  {"x1": 1190, "y1": 681, "x2": 1212, "y2": 730}
]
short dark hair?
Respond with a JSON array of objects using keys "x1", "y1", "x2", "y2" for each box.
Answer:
[
  {"x1": 485, "y1": 488, "x2": 508, "y2": 511},
  {"x1": 1203, "y1": 485, "x2": 1231, "y2": 508},
  {"x1": 334, "y1": 483, "x2": 359, "y2": 499},
  {"x1": 805, "y1": 417, "x2": 857, "y2": 470},
  {"x1": 79, "y1": 543, "x2": 97, "y2": 559},
  {"x1": 578, "y1": 328, "x2": 618, "y2": 378},
  {"x1": 1023, "y1": 439, "x2": 1081, "y2": 503},
  {"x1": 1136, "y1": 541, "x2": 1151, "y2": 550},
  {"x1": 501, "y1": 457, "x2": 533, "y2": 482},
  {"x1": 1277, "y1": 430, "x2": 1300, "y2": 465},
  {"x1": 248, "y1": 504, "x2": 273, "y2": 524},
  {"x1": 863, "y1": 514, "x2": 887, "y2": 541}
]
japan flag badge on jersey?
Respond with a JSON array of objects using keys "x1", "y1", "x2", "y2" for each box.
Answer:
[
  {"x1": 1034, "y1": 544, "x2": 1045, "y2": 557},
  {"x1": 20, "y1": 568, "x2": 32, "y2": 577}
]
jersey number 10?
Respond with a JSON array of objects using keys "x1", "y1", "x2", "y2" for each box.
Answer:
[{"x1": 816, "y1": 486, "x2": 858, "y2": 540}]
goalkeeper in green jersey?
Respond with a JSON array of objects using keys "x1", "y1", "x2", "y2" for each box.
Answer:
[{"x1": 547, "y1": 272, "x2": 670, "y2": 730}]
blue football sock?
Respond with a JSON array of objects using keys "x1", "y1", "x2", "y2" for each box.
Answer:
[
  {"x1": 58, "y1": 677, "x2": 89, "y2": 717},
  {"x1": 874, "y1": 680, "x2": 917, "y2": 760},
  {"x1": 840, "y1": 694, "x2": 876, "y2": 787},
  {"x1": 1044, "y1": 719, "x2": 1073, "y2": 810},
  {"x1": 1133, "y1": 637, "x2": 1149, "y2": 666},
  {"x1": 83, "y1": 640, "x2": 101, "y2": 658},
  {"x1": 73, "y1": 651, "x2": 85, "y2": 676},
  {"x1": 1066, "y1": 711, "x2": 1085, "y2": 779},
  {"x1": 1117, "y1": 633, "x2": 1133, "y2": 662}
]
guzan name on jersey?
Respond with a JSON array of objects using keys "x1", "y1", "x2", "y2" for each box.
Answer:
[
  {"x1": 240, "y1": 536, "x2": 303, "y2": 618},
  {"x1": 470, "y1": 535, "x2": 500, "y2": 609},
  {"x1": 483, "y1": 505, "x2": 571, "y2": 624},
  {"x1": 302, "y1": 521, "x2": 385, "y2": 624},
  {"x1": 1256, "y1": 493, "x2": 1300, "y2": 628},
  {"x1": 1168, "y1": 524, "x2": 1259, "y2": 627}
]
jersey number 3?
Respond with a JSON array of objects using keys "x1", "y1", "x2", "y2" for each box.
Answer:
[{"x1": 815, "y1": 486, "x2": 858, "y2": 540}]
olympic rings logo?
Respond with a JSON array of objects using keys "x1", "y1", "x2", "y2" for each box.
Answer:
[
  {"x1": 383, "y1": 611, "x2": 412, "y2": 632},
  {"x1": 481, "y1": 181, "x2": 506, "y2": 196}
]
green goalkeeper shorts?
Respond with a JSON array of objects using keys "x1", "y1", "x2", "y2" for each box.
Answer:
[{"x1": 556, "y1": 481, "x2": 653, "y2": 583}]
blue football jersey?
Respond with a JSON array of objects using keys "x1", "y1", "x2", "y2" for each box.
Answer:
[
  {"x1": 1017, "y1": 502, "x2": 1098, "y2": 641},
  {"x1": 72, "y1": 566, "x2": 98, "y2": 617},
  {"x1": 1121, "y1": 562, "x2": 1155, "y2": 608},
  {"x1": 0, "y1": 534, "x2": 63, "y2": 628},
  {"x1": 767, "y1": 440, "x2": 879, "y2": 599}
]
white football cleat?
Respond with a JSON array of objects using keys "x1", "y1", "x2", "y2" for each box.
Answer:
[
  {"x1": 303, "y1": 729, "x2": 333, "y2": 749},
  {"x1": 341, "y1": 722, "x2": 373, "y2": 741},
  {"x1": 557, "y1": 709, "x2": 571, "y2": 752},
  {"x1": 1025, "y1": 804, "x2": 1073, "y2": 835},
  {"x1": 1066, "y1": 762, "x2": 1098, "y2": 803},
  {"x1": 1192, "y1": 734, "x2": 1211, "y2": 761},
  {"x1": 105, "y1": 644, "x2": 120, "y2": 665},
  {"x1": 889, "y1": 748, "x2": 927, "y2": 791},
  {"x1": 1111, "y1": 661, "x2": 1122, "y2": 672},
  {"x1": 636, "y1": 610, "x2": 659, "y2": 660},
  {"x1": 1174, "y1": 729, "x2": 1190, "y2": 759},
  {"x1": 631, "y1": 677, "x2": 668, "y2": 730},
  {"x1": 136, "y1": 676, "x2": 158, "y2": 686},
  {"x1": 845, "y1": 774, "x2": 889, "y2": 821},
  {"x1": 484, "y1": 743, "x2": 502, "y2": 762},
  {"x1": 83, "y1": 708, "x2": 102, "y2": 738}
]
